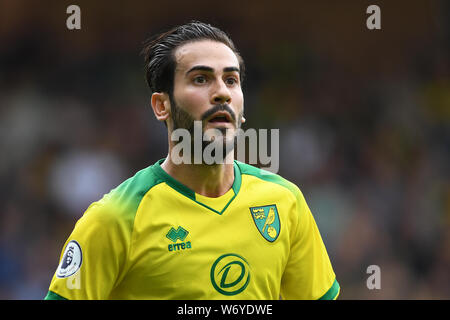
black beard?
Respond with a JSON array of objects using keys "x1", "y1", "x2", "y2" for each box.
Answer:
[
  {"x1": 169, "y1": 93, "x2": 243, "y2": 162},
  {"x1": 170, "y1": 93, "x2": 196, "y2": 134}
]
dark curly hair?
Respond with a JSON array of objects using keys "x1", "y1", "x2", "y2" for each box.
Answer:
[{"x1": 141, "y1": 21, "x2": 245, "y2": 95}]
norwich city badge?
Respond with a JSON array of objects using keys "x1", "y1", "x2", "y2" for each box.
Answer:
[{"x1": 249, "y1": 205, "x2": 280, "y2": 242}]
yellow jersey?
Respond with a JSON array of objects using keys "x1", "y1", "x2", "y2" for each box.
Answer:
[{"x1": 45, "y1": 159, "x2": 339, "y2": 300}]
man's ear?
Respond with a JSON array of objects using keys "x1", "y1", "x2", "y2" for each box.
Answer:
[{"x1": 151, "y1": 92, "x2": 170, "y2": 122}]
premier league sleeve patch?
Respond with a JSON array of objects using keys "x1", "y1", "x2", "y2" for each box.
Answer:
[{"x1": 56, "y1": 240, "x2": 83, "y2": 278}]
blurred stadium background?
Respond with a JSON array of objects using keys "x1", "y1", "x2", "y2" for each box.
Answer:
[{"x1": 0, "y1": 0, "x2": 448, "y2": 299}]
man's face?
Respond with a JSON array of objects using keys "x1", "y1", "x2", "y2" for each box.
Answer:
[{"x1": 169, "y1": 40, "x2": 244, "y2": 146}]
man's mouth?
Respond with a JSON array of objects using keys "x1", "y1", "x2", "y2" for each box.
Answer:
[{"x1": 207, "y1": 112, "x2": 232, "y2": 124}]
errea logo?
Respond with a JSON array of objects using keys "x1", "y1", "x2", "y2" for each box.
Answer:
[{"x1": 166, "y1": 226, "x2": 192, "y2": 252}]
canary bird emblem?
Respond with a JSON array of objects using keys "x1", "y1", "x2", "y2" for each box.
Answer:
[{"x1": 249, "y1": 205, "x2": 280, "y2": 242}]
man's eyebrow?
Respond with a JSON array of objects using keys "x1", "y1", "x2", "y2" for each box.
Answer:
[
  {"x1": 186, "y1": 65, "x2": 240, "y2": 75},
  {"x1": 186, "y1": 65, "x2": 213, "y2": 75},
  {"x1": 223, "y1": 66, "x2": 240, "y2": 73}
]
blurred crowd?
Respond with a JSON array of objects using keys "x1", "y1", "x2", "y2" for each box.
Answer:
[{"x1": 0, "y1": 1, "x2": 449, "y2": 299}]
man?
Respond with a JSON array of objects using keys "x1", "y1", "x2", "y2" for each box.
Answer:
[{"x1": 45, "y1": 21, "x2": 339, "y2": 300}]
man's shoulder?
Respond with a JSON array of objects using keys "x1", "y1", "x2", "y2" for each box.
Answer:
[
  {"x1": 110, "y1": 163, "x2": 163, "y2": 199},
  {"x1": 83, "y1": 162, "x2": 164, "y2": 221},
  {"x1": 236, "y1": 161, "x2": 302, "y2": 198}
]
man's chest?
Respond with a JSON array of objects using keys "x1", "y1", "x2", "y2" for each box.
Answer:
[{"x1": 114, "y1": 194, "x2": 292, "y2": 299}]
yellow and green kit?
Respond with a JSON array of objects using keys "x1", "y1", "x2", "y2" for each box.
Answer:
[{"x1": 45, "y1": 159, "x2": 339, "y2": 300}]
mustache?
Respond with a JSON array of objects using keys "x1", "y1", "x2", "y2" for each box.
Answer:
[{"x1": 201, "y1": 104, "x2": 236, "y2": 123}]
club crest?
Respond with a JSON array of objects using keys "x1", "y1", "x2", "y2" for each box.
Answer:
[{"x1": 249, "y1": 204, "x2": 280, "y2": 242}]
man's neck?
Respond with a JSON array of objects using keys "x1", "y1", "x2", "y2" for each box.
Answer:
[{"x1": 160, "y1": 155, "x2": 235, "y2": 198}]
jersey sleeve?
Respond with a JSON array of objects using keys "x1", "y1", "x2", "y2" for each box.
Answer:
[
  {"x1": 280, "y1": 187, "x2": 340, "y2": 300},
  {"x1": 45, "y1": 201, "x2": 131, "y2": 300}
]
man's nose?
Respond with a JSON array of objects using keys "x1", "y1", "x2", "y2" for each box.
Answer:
[{"x1": 211, "y1": 80, "x2": 231, "y2": 105}]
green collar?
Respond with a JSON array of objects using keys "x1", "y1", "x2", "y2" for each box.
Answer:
[{"x1": 152, "y1": 158, "x2": 242, "y2": 215}]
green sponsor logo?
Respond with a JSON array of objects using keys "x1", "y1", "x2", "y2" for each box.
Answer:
[
  {"x1": 210, "y1": 253, "x2": 250, "y2": 296},
  {"x1": 166, "y1": 226, "x2": 191, "y2": 252},
  {"x1": 249, "y1": 204, "x2": 281, "y2": 242},
  {"x1": 168, "y1": 241, "x2": 192, "y2": 252},
  {"x1": 166, "y1": 226, "x2": 189, "y2": 242}
]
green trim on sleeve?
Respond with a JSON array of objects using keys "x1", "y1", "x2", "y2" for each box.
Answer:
[
  {"x1": 44, "y1": 291, "x2": 68, "y2": 300},
  {"x1": 108, "y1": 160, "x2": 165, "y2": 217},
  {"x1": 236, "y1": 161, "x2": 299, "y2": 196},
  {"x1": 318, "y1": 279, "x2": 340, "y2": 300}
]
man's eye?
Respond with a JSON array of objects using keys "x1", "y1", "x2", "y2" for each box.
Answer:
[
  {"x1": 193, "y1": 76, "x2": 207, "y2": 84},
  {"x1": 225, "y1": 77, "x2": 238, "y2": 85}
]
